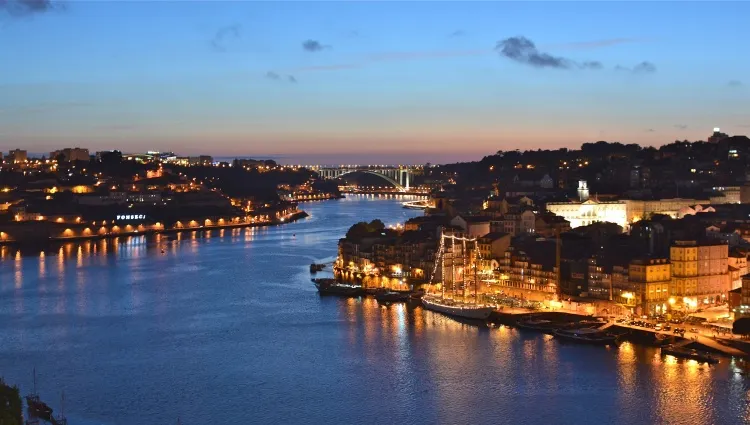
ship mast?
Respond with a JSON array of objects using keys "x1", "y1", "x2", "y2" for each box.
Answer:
[
  {"x1": 474, "y1": 241, "x2": 479, "y2": 304},
  {"x1": 451, "y1": 234, "x2": 456, "y2": 299},
  {"x1": 440, "y1": 233, "x2": 445, "y2": 298},
  {"x1": 462, "y1": 238, "x2": 467, "y2": 300}
]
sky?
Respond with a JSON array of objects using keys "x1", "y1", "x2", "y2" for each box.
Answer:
[{"x1": 1, "y1": 1, "x2": 749, "y2": 164}]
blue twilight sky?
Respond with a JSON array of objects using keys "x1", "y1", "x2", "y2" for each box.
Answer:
[{"x1": 1, "y1": 1, "x2": 749, "y2": 164}]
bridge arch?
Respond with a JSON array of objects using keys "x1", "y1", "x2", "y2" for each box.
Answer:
[{"x1": 337, "y1": 170, "x2": 405, "y2": 191}]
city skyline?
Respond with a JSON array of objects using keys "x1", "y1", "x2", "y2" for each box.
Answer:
[{"x1": 1, "y1": 1, "x2": 749, "y2": 163}]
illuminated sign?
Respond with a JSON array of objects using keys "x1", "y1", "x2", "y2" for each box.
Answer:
[{"x1": 116, "y1": 214, "x2": 146, "y2": 220}]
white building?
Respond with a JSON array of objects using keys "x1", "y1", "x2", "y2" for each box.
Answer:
[{"x1": 547, "y1": 197, "x2": 711, "y2": 230}]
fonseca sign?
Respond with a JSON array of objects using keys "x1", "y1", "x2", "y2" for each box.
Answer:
[{"x1": 116, "y1": 214, "x2": 146, "y2": 220}]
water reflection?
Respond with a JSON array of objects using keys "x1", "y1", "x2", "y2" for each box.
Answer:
[{"x1": 0, "y1": 196, "x2": 745, "y2": 425}]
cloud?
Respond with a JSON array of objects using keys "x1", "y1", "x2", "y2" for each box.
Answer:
[
  {"x1": 633, "y1": 61, "x2": 657, "y2": 73},
  {"x1": 495, "y1": 36, "x2": 606, "y2": 70},
  {"x1": 616, "y1": 61, "x2": 657, "y2": 74},
  {"x1": 674, "y1": 124, "x2": 688, "y2": 130},
  {"x1": 284, "y1": 36, "x2": 636, "y2": 75},
  {"x1": 265, "y1": 71, "x2": 297, "y2": 83},
  {"x1": 211, "y1": 24, "x2": 241, "y2": 52},
  {"x1": 0, "y1": 0, "x2": 60, "y2": 16},
  {"x1": 496, "y1": 36, "x2": 573, "y2": 69},
  {"x1": 728, "y1": 80, "x2": 743, "y2": 87},
  {"x1": 302, "y1": 39, "x2": 329, "y2": 52},
  {"x1": 579, "y1": 61, "x2": 603, "y2": 70},
  {"x1": 449, "y1": 29, "x2": 466, "y2": 37}
]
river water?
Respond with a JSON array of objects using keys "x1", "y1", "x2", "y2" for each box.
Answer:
[{"x1": 1, "y1": 195, "x2": 748, "y2": 425}]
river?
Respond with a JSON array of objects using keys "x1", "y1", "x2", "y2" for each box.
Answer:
[{"x1": 1, "y1": 195, "x2": 748, "y2": 425}]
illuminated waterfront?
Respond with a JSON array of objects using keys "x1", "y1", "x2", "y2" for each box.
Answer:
[{"x1": 1, "y1": 195, "x2": 749, "y2": 425}]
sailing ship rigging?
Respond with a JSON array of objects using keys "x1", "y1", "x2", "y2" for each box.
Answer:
[{"x1": 422, "y1": 231, "x2": 494, "y2": 320}]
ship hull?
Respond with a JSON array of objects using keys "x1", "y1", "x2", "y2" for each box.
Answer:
[{"x1": 421, "y1": 297, "x2": 493, "y2": 320}]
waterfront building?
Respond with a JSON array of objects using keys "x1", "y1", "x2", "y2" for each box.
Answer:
[
  {"x1": 629, "y1": 257, "x2": 671, "y2": 315},
  {"x1": 734, "y1": 274, "x2": 750, "y2": 318},
  {"x1": 729, "y1": 250, "x2": 747, "y2": 289},
  {"x1": 670, "y1": 240, "x2": 730, "y2": 308},
  {"x1": 477, "y1": 232, "x2": 510, "y2": 271},
  {"x1": 336, "y1": 229, "x2": 435, "y2": 285},
  {"x1": 494, "y1": 245, "x2": 558, "y2": 298}
]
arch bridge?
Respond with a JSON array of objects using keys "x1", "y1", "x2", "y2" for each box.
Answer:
[{"x1": 313, "y1": 165, "x2": 415, "y2": 191}]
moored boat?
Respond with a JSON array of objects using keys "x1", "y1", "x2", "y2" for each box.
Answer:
[
  {"x1": 421, "y1": 295, "x2": 494, "y2": 320},
  {"x1": 312, "y1": 278, "x2": 364, "y2": 297},
  {"x1": 554, "y1": 328, "x2": 619, "y2": 346},
  {"x1": 375, "y1": 291, "x2": 410, "y2": 304},
  {"x1": 661, "y1": 345, "x2": 719, "y2": 364},
  {"x1": 516, "y1": 319, "x2": 558, "y2": 333}
]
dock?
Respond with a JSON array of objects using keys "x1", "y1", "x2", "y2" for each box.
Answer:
[
  {"x1": 610, "y1": 323, "x2": 748, "y2": 358},
  {"x1": 484, "y1": 308, "x2": 750, "y2": 358}
]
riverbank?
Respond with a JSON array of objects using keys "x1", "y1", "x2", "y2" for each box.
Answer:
[
  {"x1": 293, "y1": 194, "x2": 344, "y2": 202},
  {"x1": 0, "y1": 210, "x2": 308, "y2": 248}
]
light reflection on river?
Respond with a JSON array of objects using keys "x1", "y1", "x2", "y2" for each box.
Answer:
[{"x1": 1, "y1": 194, "x2": 749, "y2": 425}]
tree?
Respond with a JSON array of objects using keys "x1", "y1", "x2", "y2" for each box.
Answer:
[
  {"x1": 0, "y1": 380, "x2": 22, "y2": 425},
  {"x1": 368, "y1": 219, "x2": 385, "y2": 232},
  {"x1": 732, "y1": 317, "x2": 750, "y2": 338}
]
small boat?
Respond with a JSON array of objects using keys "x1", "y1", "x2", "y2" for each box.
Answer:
[
  {"x1": 516, "y1": 319, "x2": 558, "y2": 333},
  {"x1": 421, "y1": 295, "x2": 494, "y2": 320},
  {"x1": 312, "y1": 278, "x2": 364, "y2": 297},
  {"x1": 309, "y1": 263, "x2": 326, "y2": 273},
  {"x1": 554, "y1": 328, "x2": 619, "y2": 346},
  {"x1": 25, "y1": 369, "x2": 53, "y2": 421},
  {"x1": 661, "y1": 345, "x2": 719, "y2": 364},
  {"x1": 375, "y1": 291, "x2": 410, "y2": 304}
]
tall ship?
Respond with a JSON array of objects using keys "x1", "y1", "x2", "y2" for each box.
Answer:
[{"x1": 422, "y1": 232, "x2": 494, "y2": 320}]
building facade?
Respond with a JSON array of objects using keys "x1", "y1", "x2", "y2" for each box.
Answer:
[
  {"x1": 547, "y1": 197, "x2": 711, "y2": 230},
  {"x1": 670, "y1": 240, "x2": 730, "y2": 308},
  {"x1": 629, "y1": 258, "x2": 671, "y2": 315}
]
